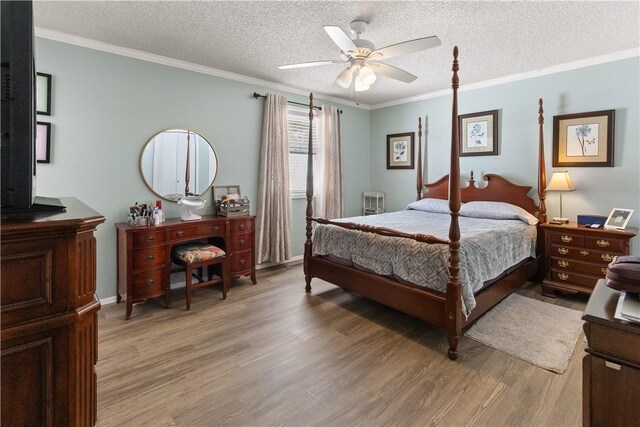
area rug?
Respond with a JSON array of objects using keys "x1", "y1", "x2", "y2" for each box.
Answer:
[{"x1": 464, "y1": 293, "x2": 584, "y2": 374}]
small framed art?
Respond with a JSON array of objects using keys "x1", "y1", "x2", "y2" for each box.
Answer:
[
  {"x1": 36, "y1": 72, "x2": 52, "y2": 115},
  {"x1": 604, "y1": 208, "x2": 634, "y2": 230},
  {"x1": 36, "y1": 121, "x2": 51, "y2": 163},
  {"x1": 386, "y1": 132, "x2": 414, "y2": 169},
  {"x1": 552, "y1": 110, "x2": 615, "y2": 167},
  {"x1": 459, "y1": 110, "x2": 499, "y2": 156}
]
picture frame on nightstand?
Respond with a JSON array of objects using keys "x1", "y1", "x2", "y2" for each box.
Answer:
[{"x1": 604, "y1": 208, "x2": 634, "y2": 230}]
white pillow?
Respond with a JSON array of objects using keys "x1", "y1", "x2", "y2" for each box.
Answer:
[
  {"x1": 406, "y1": 198, "x2": 450, "y2": 214},
  {"x1": 460, "y1": 201, "x2": 539, "y2": 225}
]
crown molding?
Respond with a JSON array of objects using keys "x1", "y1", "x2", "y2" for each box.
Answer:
[
  {"x1": 34, "y1": 27, "x2": 371, "y2": 111},
  {"x1": 371, "y1": 48, "x2": 640, "y2": 110}
]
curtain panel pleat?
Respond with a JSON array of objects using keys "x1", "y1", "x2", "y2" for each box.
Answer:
[
  {"x1": 256, "y1": 94, "x2": 292, "y2": 263},
  {"x1": 319, "y1": 105, "x2": 343, "y2": 219}
]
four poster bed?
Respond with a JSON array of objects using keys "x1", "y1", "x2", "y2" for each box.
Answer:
[{"x1": 303, "y1": 47, "x2": 548, "y2": 360}]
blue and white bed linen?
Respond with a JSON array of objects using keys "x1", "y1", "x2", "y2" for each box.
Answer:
[{"x1": 312, "y1": 209, "x2": 537, "y2": 317}]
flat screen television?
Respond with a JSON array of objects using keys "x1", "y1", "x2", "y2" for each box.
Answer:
[{"x1": 1, "y1": 0, "x2": 63, "y2": 217}]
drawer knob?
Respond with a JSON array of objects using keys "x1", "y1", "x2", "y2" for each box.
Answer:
[
  {"x1": 239, "y1": 224, "x2": 246, "y2": 230},
  {"x1": 601, "y1": 268, "x2": 607, "y2": 275},
  {"x1": 558, "y1": 273, "x2": 569, "y2": 281},
  {"x1": 239, "y1": 239, "x2": 245, "y2": 245},
  {"x1": 580, "y1": 250, "x2": 589, "y2": 256},
  {"x1": 240, "y1": 259, "x2": 246, "y2": 265},
  {"x1": 145, "y1": 236, "x2": 155, "y2": 243},
  {"x1": 596, "y1": 239, "x2": 610, "y2": 248},
  {"x1": 561, "y1": 235, "x2": 572, "y2": 243},
  {"x1": 558, "y1": 247, "x2": 569, "y2": 255},
  {"x1": 558, "y1": 260, "x2": 569, "y2": 268},
  {"x1": 601, "y1": 254, "x2": 614, "y2": 262},
  {"x1": 176, "y1": 231, "x2": 184, "y2": 237},
  {"x1": 145, "y1": 255, "x2": 155, "y2": 261},
  {"x1": 145, "y1": 279, "x2": 155, "y2": 287},
  {"x1": 213, "y1": 226, "x2": 220, "y2": 231}
]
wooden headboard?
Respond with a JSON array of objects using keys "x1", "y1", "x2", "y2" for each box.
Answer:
[{"x1": 422, "y1": 171, "x2": 539, "y2": 216}]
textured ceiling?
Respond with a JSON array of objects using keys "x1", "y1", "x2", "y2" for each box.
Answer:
[{"x1": 33, "y1": 1, "x2": 640, "y2": 107}]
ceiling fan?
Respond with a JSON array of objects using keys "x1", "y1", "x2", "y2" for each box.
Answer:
[{"x1": 279, "y1": 20, "x2": 441, "y2": 92}]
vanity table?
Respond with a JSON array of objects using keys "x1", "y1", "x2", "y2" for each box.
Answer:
[{"x1": 116, "y1": 215, "x2": 256, "y2": 319}]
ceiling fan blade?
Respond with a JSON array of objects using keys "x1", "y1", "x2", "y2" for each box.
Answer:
[
  {"x1": 369, "y1": 62, "x2": 417, "y2": 83},
  {"x1": 324, "y1": 26, "x2": 357, "y2": 54},
  {"x1": 278, "y1": 60, "x2": 346, "y2": 70},
  {"x1": 370, "y1": 36, "x2": 441, "y2": 60}
]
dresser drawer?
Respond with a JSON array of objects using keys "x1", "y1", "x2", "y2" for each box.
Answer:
[
  {"x1": 132, "y1": 246, "x2": 165, "y2": 269},
  {"x1": 132, "y1": 229, "x2": 165, "y2": 248},
  {"x1": 197, "y1": 222, "x2": 226, "y2": 237},
  {"x1": 132, "y1": 268, "x2": 165, "y2": 299},
  {"x1": 230, "y1": 250, "x2": 253, "y2": 273},
  {"x1": 550, "y1": 269, "x2": 598, "y2": 289},
  {"x1": 585, "y1": 236, "x2": 624, "y2": 252},
  {"x1": 230, "y1": 219, "x2": 253, "y2": 233},
  {"x1": 230, "y1": 232, "x2": 252, "y2": 252},
  {"x1": 549, "y1": 232, "x2": 584, "y2": 246},
  {"x1": 551, "y1": 245, "x2": 618, "y2": 265},
  {"x1": 551, "y1": 257, "x2": 609, "y2": 277},
  {"x1": 167, "y1": 226, "x2": 198, "y2": 242}
]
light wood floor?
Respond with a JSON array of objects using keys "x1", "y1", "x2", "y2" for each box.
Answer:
[{"x1": 97, "y1": 264, "x2": 588, "y2": 426}]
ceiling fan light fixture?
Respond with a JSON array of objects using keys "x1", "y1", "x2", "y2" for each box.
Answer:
[
  {"x1": 354, "y1": 74, "x2": 370, "y2": 92},
  {"x1": 336, "y1": 66, "x2": 353, "y2": 88},
  {"x1": 359, "y1": 65, "x2": 377, "y2": 86}
]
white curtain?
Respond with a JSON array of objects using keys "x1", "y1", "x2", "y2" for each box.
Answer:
[
  {"x1": 256, "y1": 94, "x2": 292, "y2": 263},
  {"x1": 317, "y1": 105, "x2": 343, "y2": 219}
]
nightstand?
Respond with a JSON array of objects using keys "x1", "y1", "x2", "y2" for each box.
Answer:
[{"x1": 540, "y1": 222, "x2": 637, "y2": 297}]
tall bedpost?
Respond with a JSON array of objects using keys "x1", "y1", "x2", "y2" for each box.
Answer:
[
  {"x1": 304, "y1": 93, "x2": 314, "y2": 293},
  {"x1": 416, "y1": 117, "x2": 423, "y2": 200},
  {"x1": 446, "y1": 46, "x2": 462, "y2": 361},
  {"x1": 538, "y1": 98, "x2": 547, "y2": 224}
]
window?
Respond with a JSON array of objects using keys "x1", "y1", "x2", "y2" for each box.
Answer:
[{"x1": 287, "y1": 106, "x2": 318, "y2": 198}]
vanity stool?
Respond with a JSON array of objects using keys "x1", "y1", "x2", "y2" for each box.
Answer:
[{"x1": 172, "y1": 243, "x2": 229, "y2": 310}]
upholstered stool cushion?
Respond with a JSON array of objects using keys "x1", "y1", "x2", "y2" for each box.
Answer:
[{"x1": 174, "y1": 244, "x2": 226, "y2": 263}]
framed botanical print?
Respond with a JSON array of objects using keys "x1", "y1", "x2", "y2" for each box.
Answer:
[
  {"x1": 459, "y1": 110, "x2": 499, "y2": 156},
  {"x1": 386, "y1": 132, "x2": 414, "y2": 169},
  {"x1": 553, "y1": 110, "x2": 615, "y2": 167}
]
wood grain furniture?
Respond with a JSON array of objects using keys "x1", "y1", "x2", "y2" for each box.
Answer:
[
  {"x1": 1, "y1": 198, "x2": 105, "y2": 426},
  {"x1": 541, "y1": 222, "x2": 636, "y2": 297},
  {"x1": 582, "y1": 280, "x2": 640, "y2": 427},
  {"x1": 173, "y1": 243, "x2": 229, "y2": 310},
  {"x1": 116, "y1": 215, "x2": 255, "y2": 319},
  {"x1": 303, "y1": 47, "x2": 549, "y2": 360}
]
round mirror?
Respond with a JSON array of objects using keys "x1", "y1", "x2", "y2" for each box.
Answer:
[{"x1": 140, "y1": 129, "x2": 218, "y2": 201}]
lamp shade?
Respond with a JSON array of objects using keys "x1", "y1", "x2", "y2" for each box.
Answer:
[
  {"x1": 547, "y1": 171, "x2": 575, "y2": 192},
  {"x1": 336, "y1": 67, "x2": 353, "y2": 88},
  {"x1": 354, "y1": 74, "x2": 370, "y2": 92},
  {"x1": 359, "y1": 65, "x2": 377, "y2": 86}
]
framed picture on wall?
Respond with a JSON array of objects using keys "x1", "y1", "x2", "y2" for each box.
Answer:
[
  {"x1": 552, "y1": 110, "x2": 615, "y2": 167},
  {"x1": 386, "y1": 132, "x2": 414, "y2": 169},
  {"x1": 36, "y1": 72, "x2": 52, "y2": 115},
  {"x1": 36, "y1": 121, "x2": 51, "y2": 163},
  {"x1": 458, "y1": 110, "x2": 499, "y2": 156}
]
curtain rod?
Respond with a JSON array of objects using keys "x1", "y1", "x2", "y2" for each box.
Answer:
[{"x1": 252, "y1": 92, "x2": 342, "y2": 114}]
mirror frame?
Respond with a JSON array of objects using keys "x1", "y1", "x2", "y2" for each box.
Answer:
[{"x1": 139, "y1": 128, "x2": 219, "y2": 202}]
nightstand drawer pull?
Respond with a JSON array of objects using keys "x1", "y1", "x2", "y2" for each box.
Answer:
[
  {"x1": 239, "y1": 224, "x2": 246, "y2": 230},
  {"x1": 145, "y1": 255, "x2": 155, "y2": 261},
  {"x1": 596, "y1": 239, "x2": 610, "y2": 248},
  {"x1": 580, "y1": 250, "x2": 590, "y2": 256},
  {"x1": 558, "y1": 260, "x2": 570, "y2": 268},
  {"x1": 601, "y1": 268, "x2": 607, "y2": 275},
  {"x1": 145, "y1": 279, "x2": 155, "y2": 287},
  {"x1": 558, "y1": 273, "x2": 569, "y2": 281},
  {"x1": 601, "y1": 254, "x2": 614, "y2": 262},
  {"x1": 561, "y1": 235, "x2": 573, "y2": 243},
  {"x1": 605, "y1": 361, "x2": 621, "y2": 371},
  {"x1": 145, "y1": 236, "x2": 155, "y2": 243},
  {"x1": 558, "y1": 247, "x2": 569, "y2": 255},
  {"x1": 176, "y1": 231, "x2": 184, "y2": 237}
]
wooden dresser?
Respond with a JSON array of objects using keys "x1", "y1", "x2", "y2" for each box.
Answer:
[
  {"x1": 1, "y1": 198, "x2": 105, "y2": 426},
  {"x1": 582, "y1": 280, "x2": 640, "y2": 427},
  {"x1": 115, "y1": 215, "x2": 256, "y2": 319},
  {"x1": 540, "y1": 222, "x2": 636, "y2": 296}
]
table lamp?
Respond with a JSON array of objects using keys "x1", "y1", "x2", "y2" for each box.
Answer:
[{"x1": 547, "y1": 170, "x2": 575, "y2": 223}]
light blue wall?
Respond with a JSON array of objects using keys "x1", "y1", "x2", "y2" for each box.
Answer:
[
  {"x1": 371, "y1": 57, "x2": 640, "y2": 255},
  {"x1": 34, "y1": 38, "x2": 370, "y2": 300}
]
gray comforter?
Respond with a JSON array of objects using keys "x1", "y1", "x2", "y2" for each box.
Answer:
[{"x1": 312, "y1": 210, "x2": 537, "y2": 316}]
